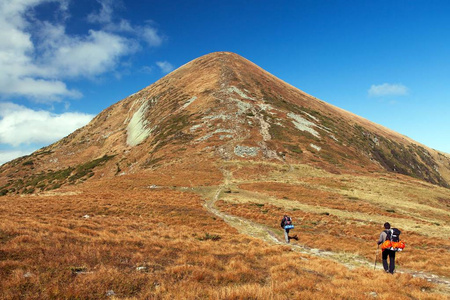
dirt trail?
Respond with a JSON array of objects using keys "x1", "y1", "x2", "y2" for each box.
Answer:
[{"x1": 200, "y1": 169, "x2": 450, "y2": 293}]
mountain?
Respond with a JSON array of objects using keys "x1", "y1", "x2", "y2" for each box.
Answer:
[
  {"x1": 1, "y1": 51, "x2": 449, "y2": 195},
  {"x1": 1, "y1": 52, "x2": 450, "y2": 299}
]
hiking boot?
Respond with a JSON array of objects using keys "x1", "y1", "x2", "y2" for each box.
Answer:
[{"x1": 293, "y1": 235, "x2": 299, "y2": 240}]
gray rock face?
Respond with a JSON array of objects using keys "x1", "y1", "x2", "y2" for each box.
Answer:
[{"x1": 234, "y1": 145, "x2": 260, "y2": 157}]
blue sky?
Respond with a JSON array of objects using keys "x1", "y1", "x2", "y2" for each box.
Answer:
[{"x1": 1, "y1": 0, "x2": 449, "y2": 165}]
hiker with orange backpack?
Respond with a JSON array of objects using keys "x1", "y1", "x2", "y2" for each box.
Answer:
[
  {"x1": 377, "y1": 222, "x2": 405, "y2": 274},
  {"x1": 280, "y1": 215, "x2": 298, "y2": 243}
]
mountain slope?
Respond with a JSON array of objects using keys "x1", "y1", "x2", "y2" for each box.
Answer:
[{"x1": 1, "y1": 52, "x2": 449, "y2": 195}]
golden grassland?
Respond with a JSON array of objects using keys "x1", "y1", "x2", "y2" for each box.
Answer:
[
  {"x1": 219, "y1": 161, "x2": 449, "y2": 272},
  {"x1": 1, "y1": 162, "x2": 449, "y2": 299}
]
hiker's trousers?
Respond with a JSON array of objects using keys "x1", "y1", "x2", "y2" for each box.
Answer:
[
  {"x1": 284, "y1": 229, "x2": 290, "y2": 243},
  {"x1": 382, "y1": 249, "x2": 396, "y2": 273}
]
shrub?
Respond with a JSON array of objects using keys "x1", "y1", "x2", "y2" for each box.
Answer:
[
  {"x1": 198, "y1": 233, "x2": 221, "y2": 241},
  {"x1": 22, "y1": 160, "x2": 34, "y2": 166}
]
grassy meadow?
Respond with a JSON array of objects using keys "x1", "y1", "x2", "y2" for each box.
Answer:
[{"x1": 0, "y1": 161, "x2": 449, "y2": 299}]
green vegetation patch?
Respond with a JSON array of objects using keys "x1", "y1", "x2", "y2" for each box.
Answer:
[
  {"x1": 269, "y1": 123, "x2": 289, "y2": 141},
  {"x1": 351, "y1": 125, "x2": 449, "y2": 188},
  {"x1": 151, "y1": 114, "x2": 194, "y2": 151},
  {"x1": 68, "y1": 155, "x2": 114, "y2": 182},
  {"x1": 261, "y1": 89, "x2": 303, "y2": 114},
  {"x1": 0, "y1": 155, "x2": 115, "y2": 196},
  {"x1": 22, "y1": 160, "x2": 34, "y2": 166}
]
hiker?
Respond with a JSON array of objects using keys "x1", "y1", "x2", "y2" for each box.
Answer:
[
  {"x1": 280, "y1": 215, "x2": 298, "y2": 243},
  {"x1": 377, "y1": 222, "x2": 396, "y2": 274}
]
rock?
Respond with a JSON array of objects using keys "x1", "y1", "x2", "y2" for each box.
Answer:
[
  {"x1": 106, "y1": 290, "x2": 115, "y2": 297},
  {"x1": 71, "y1": 266, "x2": 88, "y2": 275},
  {"x1": 234, "y1": 145, "x2": 259, "y2": 157},
  {"x1": 369, "y1": 291, "x2": 378, "y2": 298},
  {"x1": 82, "y1": 214, "x2": 90, "y2": 219}
]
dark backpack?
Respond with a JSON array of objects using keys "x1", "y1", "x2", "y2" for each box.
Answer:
[
  {"x1": 282, "y1": 216, "x2": 294, "y2": 229},
  {"x1": 285, "y1": 216, "x2": 292, "y2": 225},
  {"x1": 386, "y1": 228, "x2": 401, "y2": 242}
]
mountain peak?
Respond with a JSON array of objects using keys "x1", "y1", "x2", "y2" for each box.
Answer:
[{"x1": 189, "y1": 51, "x2": 250, "y2": 64}]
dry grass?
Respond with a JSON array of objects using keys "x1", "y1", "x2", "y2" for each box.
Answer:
[
  {"x1": 1, "y1": 165, "x2": 449, "y2": 299},
  {"x1": 214, "y1": 161, "x2": 450, "y2": 279}
]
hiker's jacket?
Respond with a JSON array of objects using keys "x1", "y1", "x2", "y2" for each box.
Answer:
[
  {"x1": 281, "y1": 216, "x2": 294, "y2": 230},
  {"x1": 281, "y1": 217, "x2": 289, "y2": 229},
  {"x1": 378, "y1": 230, "x2": 388, "y2": 245}
]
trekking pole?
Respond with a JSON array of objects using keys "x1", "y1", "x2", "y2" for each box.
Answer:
[{"x1": 374, "y1": 245, "x2": 379, "y2": 270}]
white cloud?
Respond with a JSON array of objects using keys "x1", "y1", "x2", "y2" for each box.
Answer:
[
  {"x1": 368, "y1": 83, "x2": 409, "y2": 97},
  {"x1": 0, "y1": 0, "x2": 164, "y2": 102},
  {"x1": 37, "y1": 23, "x2": 137, "y2": 78},
  {"x1": 0, "y1": 0, "x2": 76, "y2": 100},
  {"x1": 0, "y1": 149, "x2": 34, "y2": 166},
  {"x1": 0, "y1": 102, "x2": 94, "y2": 147},
  {"x1": 140, "y1": 26, "x2": 164, "y2": 47},
  {"x1": 87, "y1": 0, "x2": 115, "y2": 24},
  {"x1": 112, "y1": 19, "x2": 134, "y2": 33},
  {"x1": 140, "y1": 66, "x2": 153, "y2": 74},
  {"x1": 156, "y1": 61, "x2": 174, "y2": 73},
  {"x1": 87, "y1": 0, "x2": 164, "y2": 46}
]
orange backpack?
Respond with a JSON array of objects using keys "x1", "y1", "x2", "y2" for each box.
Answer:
[{"x1": 381, "y1": 228, "x2": 405, "y2": 251}]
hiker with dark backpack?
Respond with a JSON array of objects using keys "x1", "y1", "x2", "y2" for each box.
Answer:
[
  {"x1": 377, "y1": 222, "x2": 405, "y2": 274},
  {"x1": 280, "y1": 215, "x2": 298, "y2": 243}
]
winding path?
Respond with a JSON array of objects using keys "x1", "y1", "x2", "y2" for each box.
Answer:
[{"x1": 200, "y1": 169, "x2": 450, "y2": 293}]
